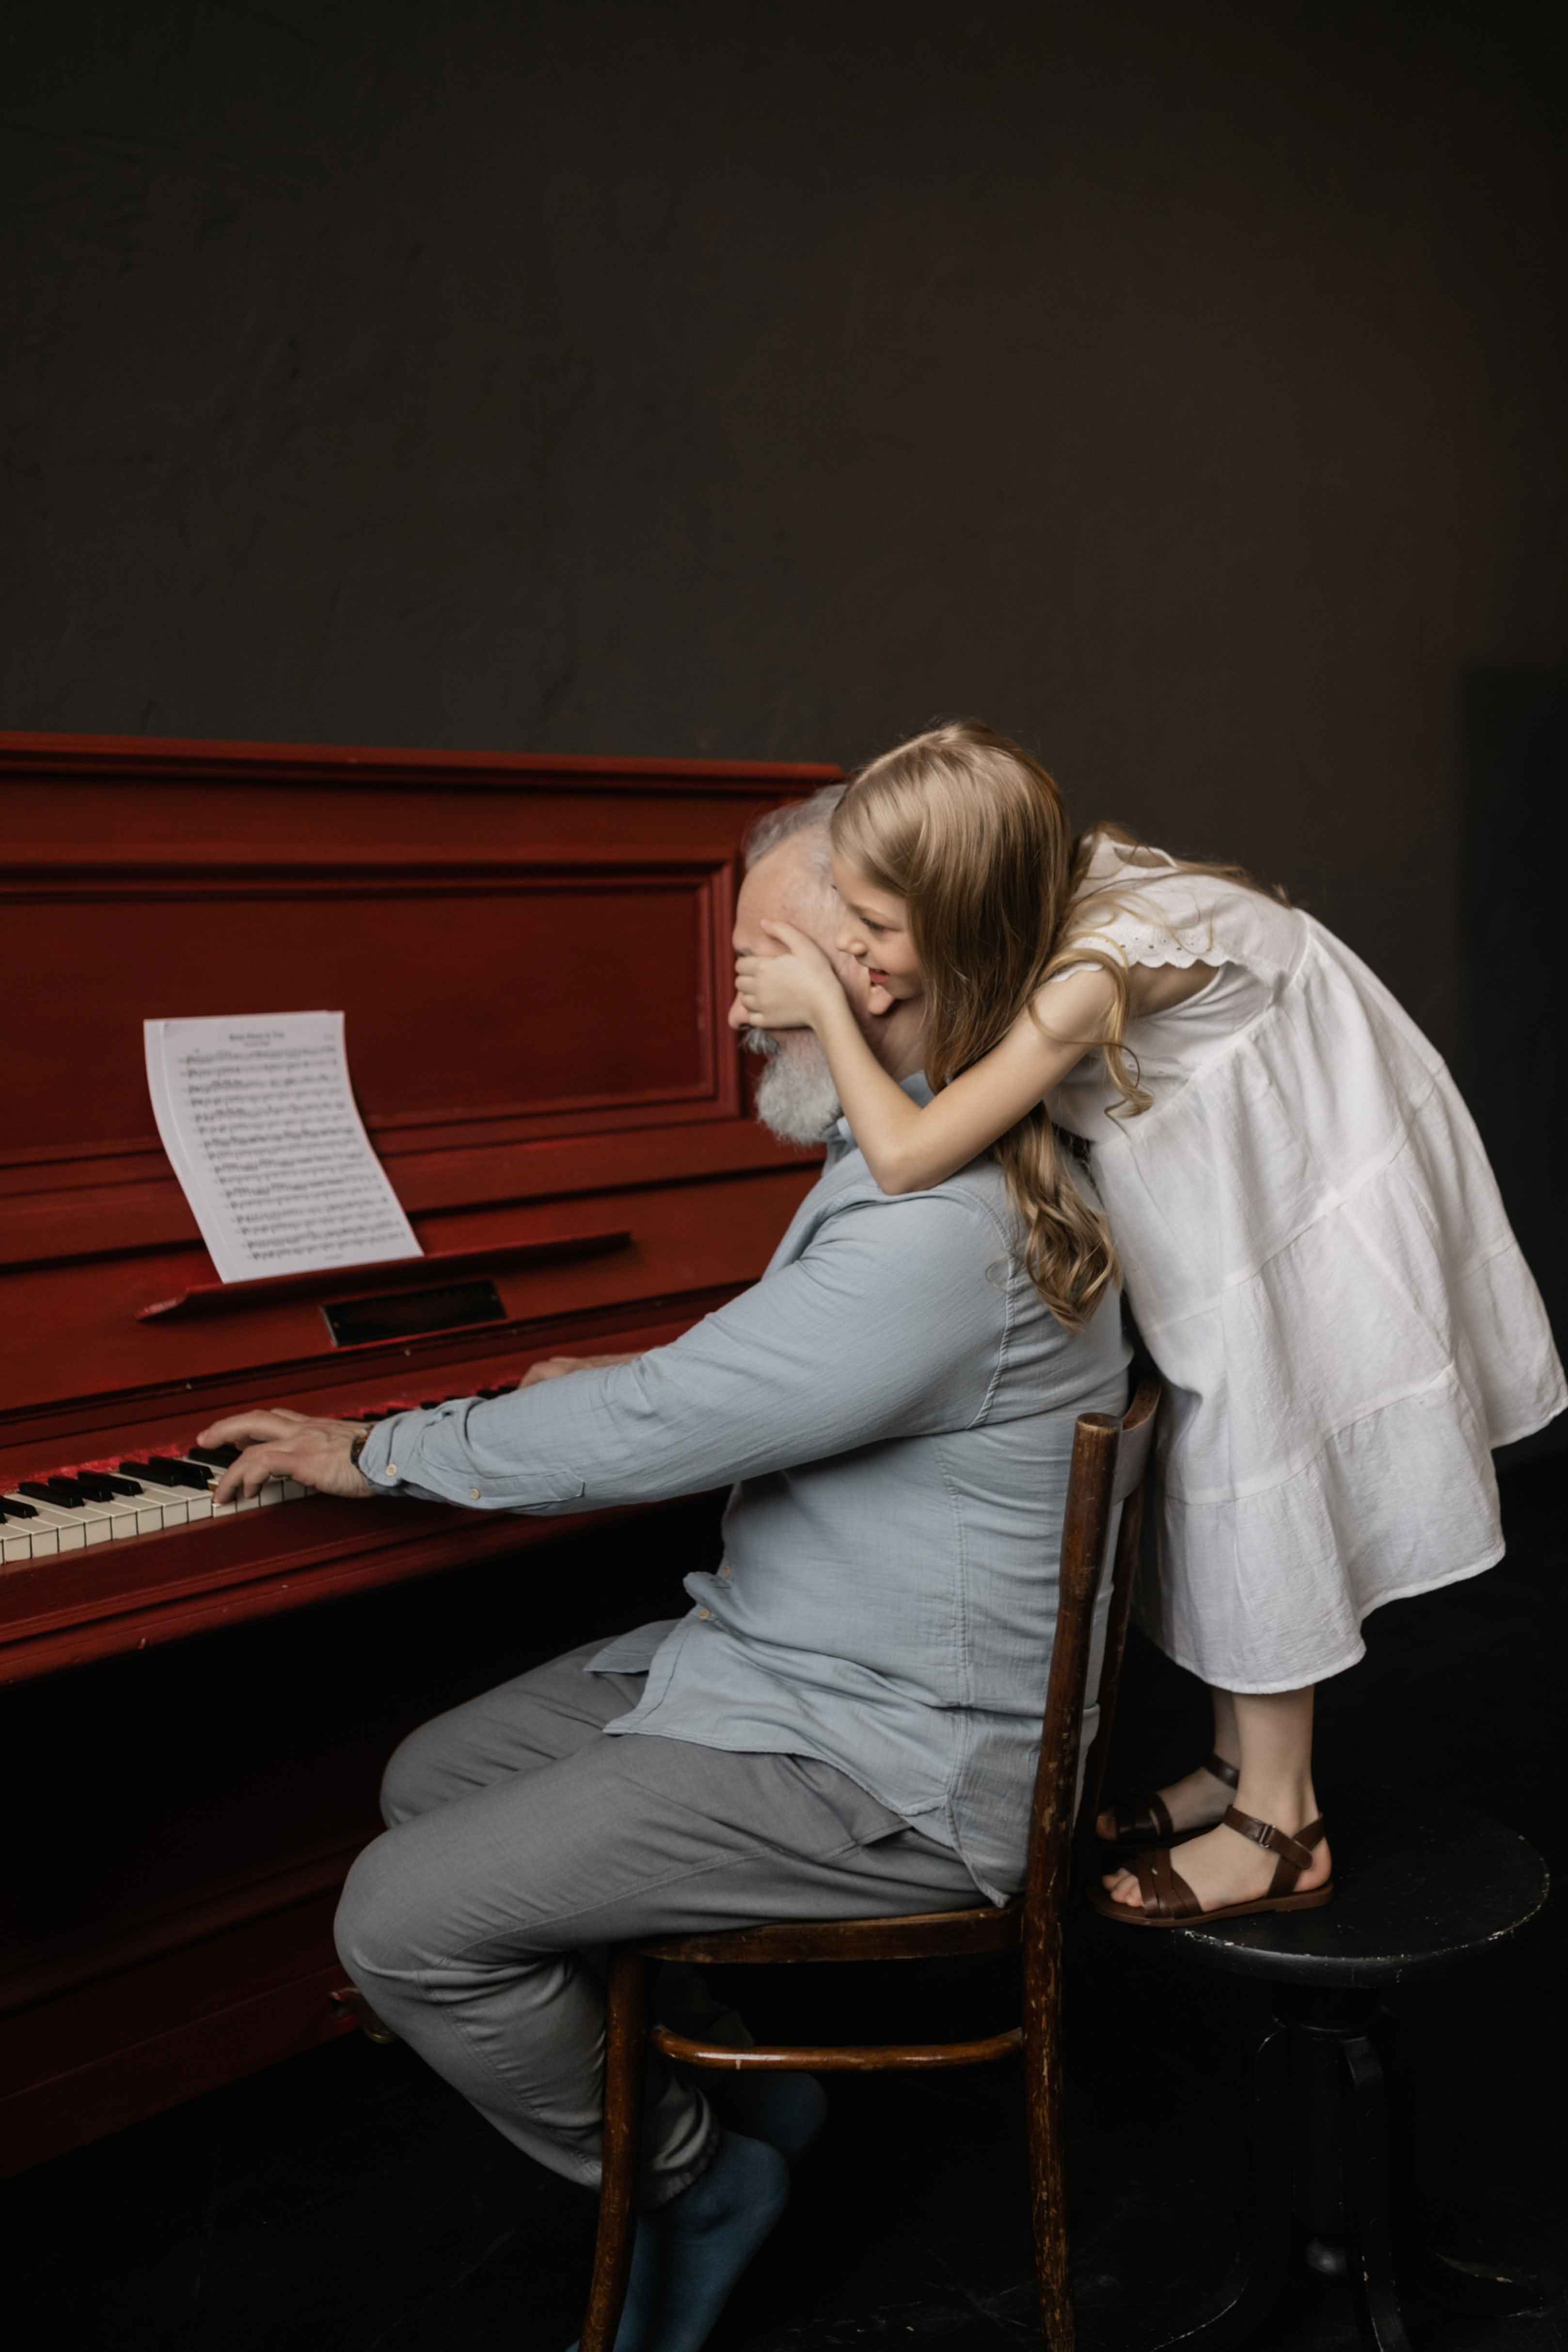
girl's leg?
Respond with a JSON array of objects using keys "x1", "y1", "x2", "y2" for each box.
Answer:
[
  {"x1": 1093, "y1": 1683, "x2": 1240, "y2": 1842},
  {"x1": 1210, "y1": 1686, "x2": 1239, "y2": 1767},
  {"x1": 1102, "y1": 1684, "x2": 1331, "y2": 1913}
]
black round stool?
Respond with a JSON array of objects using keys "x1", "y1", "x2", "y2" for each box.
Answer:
[{"x1": 1096, "y1": 1798, "x2": 1553, "y2": 2350}]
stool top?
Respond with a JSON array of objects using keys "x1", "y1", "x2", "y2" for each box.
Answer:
[{"x1": 1093, "y1": 1800, "x2": 1549, "y2": 1986}]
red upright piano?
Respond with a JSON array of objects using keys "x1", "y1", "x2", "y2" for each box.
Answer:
[{"x1": 0, "y1": 734, "x2": 829, "y2": 2173}]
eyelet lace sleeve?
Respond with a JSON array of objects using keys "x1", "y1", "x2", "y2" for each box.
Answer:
[{"x1": 1049, "y1": 861, "x2": 1235, "y2": 981}]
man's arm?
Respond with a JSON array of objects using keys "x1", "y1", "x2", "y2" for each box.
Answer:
[
  {"x1": 204, "y1": 1191, "x2": 1014, "y2": 1511},
  {"x1": 518, "y1": 1351, "x2": 643, "y2": 1385}
]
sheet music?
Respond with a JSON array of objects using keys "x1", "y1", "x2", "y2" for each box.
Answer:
[{"x1": 143, "y1": 1012, "x2": 423, "y2": 1284}]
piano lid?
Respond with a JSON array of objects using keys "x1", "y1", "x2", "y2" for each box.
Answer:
[{"x1": 0, "y1": 734, "x2": 835, "y2": 1438}]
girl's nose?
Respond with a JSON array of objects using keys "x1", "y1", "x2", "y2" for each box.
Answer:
[{"x1": 836, "y1": 921, "x2": 864, "y2": 960}]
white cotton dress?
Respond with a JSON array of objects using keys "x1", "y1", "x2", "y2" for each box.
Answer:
[{"x1": 1047, "y1": 833, "x2": 1566, "y2": 1693}]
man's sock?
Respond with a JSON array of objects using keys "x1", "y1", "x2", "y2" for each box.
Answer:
[
  {"x1": 692, "y1": 2066, "x2": 829, "y2": 2165},
  {"x1": 568, "y1": 2127, "x2": 791, "y2": 2352},
  {"x1": 653, "y1": 1963, "x2": 828, "y2": 2165}
]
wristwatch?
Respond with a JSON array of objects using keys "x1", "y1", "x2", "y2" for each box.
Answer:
[{"x1": 348, "y1": 1431, "x2": 369, "y2": 1471}]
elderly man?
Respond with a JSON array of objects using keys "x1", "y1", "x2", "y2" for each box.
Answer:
[{"x1": 200, "y1": 786, "x2": 1129, "y2": 2352}]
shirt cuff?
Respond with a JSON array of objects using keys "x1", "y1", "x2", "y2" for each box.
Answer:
[
  {"x1": 353, "y1": 1398, "x2": 579, "y2": 1511},
  {"x1": 357, "y1": 1413, "x2": 421, "y2": 1493}
]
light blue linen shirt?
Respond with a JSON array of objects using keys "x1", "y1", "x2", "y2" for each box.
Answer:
[{"x1": 359, "y1": 1088, "x2": 1130, "y2": 1902}]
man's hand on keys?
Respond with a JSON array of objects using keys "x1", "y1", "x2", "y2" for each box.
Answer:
[
  {"x1": 198, "y1": 1409, "x2": 374, "y2": 1506},
  {"x1": 199, "y1": 1359, "x2": 643, "y2": 1502}
]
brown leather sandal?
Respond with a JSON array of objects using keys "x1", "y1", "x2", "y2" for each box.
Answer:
[
  {"x1": 1087, "y1": 1805, "x2": 1333, "y2": 1928},
  {"x1": 1099, "y1": 1750, "x2": 1239, "y2": 1851}
]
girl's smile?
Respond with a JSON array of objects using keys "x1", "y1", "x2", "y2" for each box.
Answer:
[{"x1": 831, "y1": 855, "x2": 924, "y2": 1004}]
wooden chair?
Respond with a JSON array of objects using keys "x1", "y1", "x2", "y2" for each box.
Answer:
[{"x1": 579, "y1": 1375, "x2": 1163, "y2": 2352}]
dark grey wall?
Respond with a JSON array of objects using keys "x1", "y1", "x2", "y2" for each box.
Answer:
[{"x1": 6, "y1": 0, "x2": 1565, "y2": 1080}]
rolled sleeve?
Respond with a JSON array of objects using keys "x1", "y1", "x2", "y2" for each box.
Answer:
[{"x1": 355, "y1": 1189, "x2": 1014, "y2": 1515}]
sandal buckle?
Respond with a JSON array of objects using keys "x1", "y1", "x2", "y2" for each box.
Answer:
[{"x1": 1224, "y1": 1806, "x2": 1275, "y2": 1852}]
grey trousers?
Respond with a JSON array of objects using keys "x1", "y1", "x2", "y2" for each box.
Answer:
[{"x1": 333, "y1": 1635, "x2": 981, "y2": 2208}]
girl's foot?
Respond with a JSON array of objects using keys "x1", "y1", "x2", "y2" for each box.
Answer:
[
  {"x1": 1099, "y1": 1802, "x2": 1331, "y2": 1917},
  {"x1": 1094, "y1": 1751, "x2": 1239, "y2": 1846}
]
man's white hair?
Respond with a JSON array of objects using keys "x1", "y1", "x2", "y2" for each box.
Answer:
[
  {"x1": 740, "y1": 784, "x2": 848, "y2": 1145},
  {"x1": 743, "y1": 782, "x2": 845, "y2": 876}
]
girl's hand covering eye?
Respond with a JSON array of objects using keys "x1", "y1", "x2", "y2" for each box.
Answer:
[{"x1": 733, "y1": 922, "x2": 844, "y2": 1030}]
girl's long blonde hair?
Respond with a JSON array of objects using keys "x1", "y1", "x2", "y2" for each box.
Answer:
[{"x1": 830, "y1": 719, "x2": 1278, "y2": 1332}]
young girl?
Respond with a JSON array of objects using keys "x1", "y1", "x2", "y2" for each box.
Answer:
[{"x1": 734, "y1": 720, "x2": 1565, "y2": 1926}]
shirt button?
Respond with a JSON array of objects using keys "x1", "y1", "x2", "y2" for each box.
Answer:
[
  {"x1": 386, "y1": 1462, "x2": 398, "y2": 1478},
  {"x1": 470, "y1": 1487, "x2": 481, "y2": 1501},
  {"x1": 695, "y1": 1605, "x2": 712, "y2": 1620},
  {"x1": 719, "y1": 1563, "x2": 733, "y2": 1581}
]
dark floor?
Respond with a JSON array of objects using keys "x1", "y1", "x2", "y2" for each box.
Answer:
[{"x1": 12, "y1": 1459, "x2": 1568, "y2": 2352}]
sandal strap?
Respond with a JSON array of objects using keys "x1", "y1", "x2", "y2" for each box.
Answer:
[
  {"x1": 1203, "y1": 1751, "x2": 1240, "y2": 1791},
  {"x1": 1109, "y1": 1788, "x2": 1173, "y2": 1845},
  {"x1": 1132, "y1": 1843, "x2": 1204, "y2": 1921},
  {"x1": 1222, "y1": 1806, "x2": 1326, "y2": 1893}
]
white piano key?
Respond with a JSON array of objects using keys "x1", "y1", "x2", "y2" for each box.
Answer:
[
  {"x1": 69, "y1": 1487, "x2": 144, "y2": 1540},
  {"x1": 5, "y1": 1494, "x2": 86, "y2": 1552},
  {"x1": 3, "y1": 1435, "x2": 336, "y2": 1560},
  {"x1": 44, "y1": 1488, "x2": 124, "y2": 1544},
  {"x1": 70, "y1": 1478, "x2": 180, "y2": 1539},
  {"x1": 92, "y1": 1491, "x2": 169, "y2": 1539}
]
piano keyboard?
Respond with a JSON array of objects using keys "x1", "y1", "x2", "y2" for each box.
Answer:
[{"x1": 0, "y1": 1378, "x2": 523, "y2": 1565}]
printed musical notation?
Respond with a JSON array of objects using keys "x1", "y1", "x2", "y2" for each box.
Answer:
[{"x1": 143, "y1": 1012, "x2": 422, "y2": 1284}]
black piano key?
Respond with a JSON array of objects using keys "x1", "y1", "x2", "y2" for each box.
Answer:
[
  {"x1": 0, "y1": 1496, "x2": 39, "y2": 1520},
  {"x1": 123, "y1": 1459, "x2": 183, "y2": 1487},
  {"x1": 21, "y1": 1480, "x2": 85, "y2": 1510},
  {"x1": 358, "y1": 1410, "x2": 387, "y2": 1421},
  {"x1": 57, "y1": 1467, "x2": 111, "y2": 1505},
  {"x1": 186, "y1": 1443, "x2": 241, "y2": 1468},
  {"x1": 418, "y1": 1399, "x2": 442, "y2": 1410},
  {"x1": 94, "y1": 1472, "x2": 143, "y2": 1496},
  {"x1": 475, "y1": 1387, "x2": 504, "y2": 1399},
  {"x1": 140, "y1": 1455, "x2": 210, "y2": 1489},
  {"x1": 73, "y1": 1474, "x2": 122, "y2": 1501},
  {"x1": 46, "y1": 1478, "x2": 92, "y2": 1507}
]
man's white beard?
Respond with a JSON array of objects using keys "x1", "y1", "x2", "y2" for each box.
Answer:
[{"x1": 747, "y1": 1028, "x2": 842, "y2": 1146}]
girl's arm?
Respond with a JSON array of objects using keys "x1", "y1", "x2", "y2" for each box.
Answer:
[{"x1": 735, "y1": 928, "x2": 1117, "y2": 1194}]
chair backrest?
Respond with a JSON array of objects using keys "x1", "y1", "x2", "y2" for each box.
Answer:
[{"x1": 1019, "y1": 1377, "x2": 1161, "y2": 1939}]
